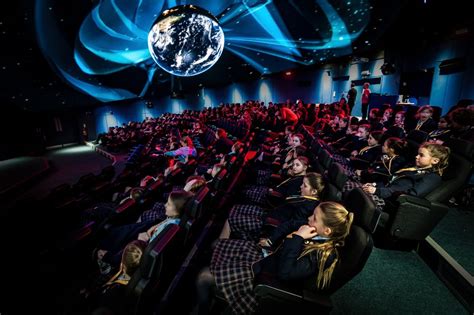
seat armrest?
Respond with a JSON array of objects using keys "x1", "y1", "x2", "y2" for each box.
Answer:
[
  {"x1": 269, "y1": 173, "x2": 282, "y2": 184},
  {"x1": 254, "y1": 283, "x2": 332, "y2": 310},
  {"x1": 389, "y1": 195, "x2": 450, "y2": 240},
  {"x1": 72, "y1": 221, "x2": 96, "y2": 241},
  {"x1": 350, "y1": 157, "x2": 370, "y2": 170}
]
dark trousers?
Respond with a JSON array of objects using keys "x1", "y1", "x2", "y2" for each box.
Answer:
[
  {"x1": 348, "y1": 100, "x2": 355, "y2": 115},
  {"x1": 361, "y1": 102, "x2": 369, "y2": 120}
]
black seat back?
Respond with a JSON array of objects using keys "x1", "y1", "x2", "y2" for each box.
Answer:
[
  {"x1": 253, "y1": 188, "x2": 376, "y2": 311},
  {"x1": 405, "y1": 130, "x2": 428, "y2": 163},
  {"x1": 180, "y1": 185, "x2": 210, "y2": 230},
  {"x1": 322, "y1": 183, "x2": 342, "y2": 202},
  {"x1": 254, "y1": 225, "x2": 373, "y2": 312},
  {"x1": 213, "y1": 168, "x2": 228, "y2": 191},
  {"x1": 328, "y1": 163, "x2": 348, "y2": 191},
  {"x1": 127, "y1": 224, "x2": 184, "y2": 313},
  {"x1": 314, "y1": 149, "x2": 332, "y2": 174},
  {"x1": 426, "y1": 151, "x2": 472, "y2": 203},
  {"x1": 325, "y1": 225, "x2": 373, "y2": 294},
  {"x1": 343, "y1": 187, "x2": 379, "y2": 233}
]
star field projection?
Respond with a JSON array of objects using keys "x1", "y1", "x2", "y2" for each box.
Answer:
[{"x1": 32, "y1": 0, "x2": 392, "y2": 103}]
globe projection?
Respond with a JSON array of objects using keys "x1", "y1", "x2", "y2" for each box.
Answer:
[{"x1": 148, "y1": 5, "x2": 225, "y2": 77}]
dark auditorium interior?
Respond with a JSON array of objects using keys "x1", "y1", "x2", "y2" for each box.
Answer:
[{"x1": 1, "y1": 0, "x2": 474, "y2": 314}]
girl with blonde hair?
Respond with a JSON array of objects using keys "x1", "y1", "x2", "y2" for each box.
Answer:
[{"x1": 202, "y1": 202, "x2": 353, "y2": 314}]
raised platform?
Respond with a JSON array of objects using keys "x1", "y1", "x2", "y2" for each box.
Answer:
[{"x1": 85, "y1": 141, "x2": 117, "y2": 165}]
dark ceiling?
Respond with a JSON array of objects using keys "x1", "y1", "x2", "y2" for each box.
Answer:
[{"x1": 1, "y1": 0, "x2": 473, "y2": 112}]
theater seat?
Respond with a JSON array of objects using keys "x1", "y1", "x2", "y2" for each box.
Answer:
[
  {"x1": 252, "y1": 189, "x2": 374, "y2": 313},
  {"x1": 343, "y1": 187, "x2": 380, "y2": 234},
  {"x1": 323, "y1": 162, "x2": 349, "y2": 202},
  {"x1": 376, "y1": 138, "x2": 473, "y2": 247},
  {"x1": 425, "y1": 138, "x2": 474, "y2": 203},
  {"x1": 126, "y1": 224, "x2": 185, "y2": 314},
  {"x1": 405, "y1": 130, "x2": 428, "y2": 162},
  {"x1": 385, "y1": 195, "x2": 449, "y2": 241},
  {"x1": 314, "y1": 149, "x2": 333, "y2": 174},
  {"x1": 254, "y1": 225, "x2": 373, "y2": 313}
]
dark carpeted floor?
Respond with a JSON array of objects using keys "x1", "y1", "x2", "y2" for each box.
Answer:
[
  {"x1": 430, "y1": 208, "x2": 474, "y2": 275},
  {"x1": 331, "y1": 247, "x2": 468, "y2": 314},
  {"x1": 13, "y1": 144, "x2": 114, "y2": 202}
]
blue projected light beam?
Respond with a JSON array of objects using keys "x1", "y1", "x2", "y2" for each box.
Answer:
[{"x1": 36, "y1": 0, "x2": 370, "y2": 102}]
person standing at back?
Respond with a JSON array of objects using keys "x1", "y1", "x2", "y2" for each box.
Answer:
[
  {"x1": 361, "y1": 82, "x2": 371, "y2": 120},
  {"x1": 347, "y1": 83, "x2": 357, "y2": 115}
]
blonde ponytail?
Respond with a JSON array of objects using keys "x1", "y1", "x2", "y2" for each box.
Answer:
[{"x1": 299, "y1": 202, "x2": 353, "y2": 289}]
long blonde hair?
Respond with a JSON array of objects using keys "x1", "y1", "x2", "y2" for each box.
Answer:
[{"x1": 299, "y1": 202, "x2": 353, "y2": 289}]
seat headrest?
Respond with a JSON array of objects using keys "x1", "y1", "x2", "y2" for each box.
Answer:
[
  {"x1": 441, "y1": 152, "x2": 471, "y2": 181},
  {"x1": 426, "y1": 153, "x2": 472, "y2": 202},
  {"x1": 182, "y1": 186, "x2": 210, "y2": 224},
  {"x1": 343, "y1": 188, "x2": 379, "y2": 233},
  {"x1": 328, "y1": 163, "x2": 348, "y2": 190},
  {"x1": 318, "y1": 149, "x2": 333, "y2": 169},
  {"x1": 328, "y1": 225, "x2": 373, "y2": 293},
  {"x1": 445, "y1": 138, "x2": 474, "y2": 160},
  {"x1": 127, "y1": 224, "x2": 181, "y2": 297},
  {"x1": 322, "y1": 183, "x2": 342, "y2": 202},
  {"x1": 213, "y1": 169, "x2": 228, "y2": 190},
  {"x1": 407, "y1": 130, "x2": 428, "y2": 144}
]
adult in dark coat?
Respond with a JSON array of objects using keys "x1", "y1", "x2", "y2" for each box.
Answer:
[{"x1": 347, "y1": 83, "x2": 357, "y2": 115}]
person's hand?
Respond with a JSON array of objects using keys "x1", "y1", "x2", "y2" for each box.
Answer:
[
  {"x1": 294, "y1": 225, "x2": 318, "y2": 239},
  {"x1": 362, "y1": 183, "x2": 376, "y2": 194},
  {"x1": 355, "y1": 170, "x2": 362, "y2": 177},
  {"x1": 146, "y1": 224, "x2": 158, "y2": 236},
  {"x1": 258, "y1": 238, "x2": 271, "y2": 247},
  {"x1": 137, "y1": 232, "x2": 150, "y2": 242}
]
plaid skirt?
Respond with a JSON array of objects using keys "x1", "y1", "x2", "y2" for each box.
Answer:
[
  {"x1": 210, "y1": 239, "x2": 264, "y2": 315},
  {"x1": 343, "y1": 179, "x2": 363, "y2": 193},
  {"x1": 243, "y1": 186, "x2": 269, "y2": 205},
  {"x1": 138, "y1": 202, "x2": 166, "y2": 223},
  {"x1": 228, "y1": 204, "x2": 265, "y2": 241},
  {"x1": 332, "y1": 154, "x2": 349, "y2": 166}
]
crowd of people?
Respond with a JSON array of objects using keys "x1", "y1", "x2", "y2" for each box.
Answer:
[{"x1": 78, "y1": 96, "x2": 473, "y2": 314}]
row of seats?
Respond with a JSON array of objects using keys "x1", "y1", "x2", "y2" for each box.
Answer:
[
  {"x1": 123, "y1": 148, "x2": 249, "y2": 314},
  {"x1": 301, "y1": 125, "x2": 474, "y2": 249}
]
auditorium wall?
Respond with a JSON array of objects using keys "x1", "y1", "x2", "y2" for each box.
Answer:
[{"x1": 92, "y1": 38, "x2": 473, "y2": 134}]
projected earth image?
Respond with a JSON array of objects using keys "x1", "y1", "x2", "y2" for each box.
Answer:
[{"x1": 148, "y1": 5, "x2": 225, "y2": 77}]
